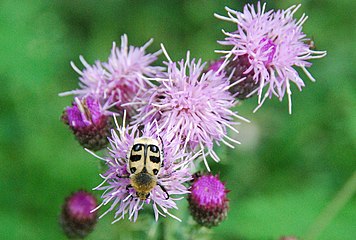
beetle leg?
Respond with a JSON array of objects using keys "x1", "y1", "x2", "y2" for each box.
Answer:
[
  {"x1": 158, "y1": 183, "x2": 169, "y2": 200},
  {"x1": 116, "y1": 174, "x2": 129, "y2": 178},
  {"x1": 126, "y1": 184, "x2": 132, "y2": 192}
]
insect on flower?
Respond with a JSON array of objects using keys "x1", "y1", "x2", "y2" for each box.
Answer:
[
  {"x1": 90, "y1": 112, "x2": 195, "y2": 222},
  {"x1": 117, "y1": 137, "x2": 169, "y2": 200}
]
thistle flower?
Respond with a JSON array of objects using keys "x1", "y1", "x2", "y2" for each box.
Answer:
[
  {"x1": 215, "y1": 2, "x2": 327, "y2": 113},
  {"x1": 59, "y1": 190, "x2": 98, "y2": 239},
  {"x1": 62, "y1": 96, "x2": 111, "y2": 151},
  {"x1": 134, "y1": 50, "x2": 247, "y2": 171},
  {"x1": 89, "y1": 114, "x2": 197, "y2": 223},
  {"x1": 60, "y1": 34, "x2": 163, "y2": 117},
  {"x1": 188, "y1": 173, "x2": 229, "y2": 228}
]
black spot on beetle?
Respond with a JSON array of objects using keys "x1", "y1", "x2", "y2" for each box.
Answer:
[
  {"x1": 153, "y1": 169, "x2": 158, "y2": 175},
  {"x1": 133, "y1": 144, "x2": 142, "y2": 151},
  {"x1": 130, "y1": 167, "x2": 136, "y2": 173},
  {"x1": 130, "y1": 155, "x2": 141, "y2": 162},
  {"x1": 150, "y1": 156, "x2": 160, "y2": 163},
  {"x1": 150, "y1": 145, "x2": 158, "y2": 153}
]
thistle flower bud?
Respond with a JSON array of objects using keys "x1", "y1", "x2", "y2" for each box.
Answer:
[
  {"x1": 188, "y1": 173, "x2": 229, "y2": 228},
  {"x1": 62, "y1": 96, "x2": 111, "y2": 151},
  {"x1": 60, "y1": 190, "x2": 98, "y2": 239},
  {"x1": 279, "y1": 236, "x2": 298, "y2": 240},
  {"x1": 207, "y1": 57, "x2": 258, "y2": 100}
]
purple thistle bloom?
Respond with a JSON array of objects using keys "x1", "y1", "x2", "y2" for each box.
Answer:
[
  {"x1": 89, "y1": 114, "x2": 197, "y2": 223},
  {"x1": 62, "y1": 96, "x2": 111, "y2": 151},
  {"x1": 215, "y1": 2, "x2": 327, "y2": 113},
  {"x1": 188, "y1": 173, "x2": 229, "y2": 228},
  {"x1": 133, "y1": 50, "x2": 247, "y2": 171},
  {"x1": 60, "y1": 34, "x2": 163, "y2": 117},
  {"x1": 65, "y1": 96, "x2": 103, "y2": 128}
]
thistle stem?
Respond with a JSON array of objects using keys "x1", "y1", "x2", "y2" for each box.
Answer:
[
  {"x1": 158, "y1": 219, "x2": 167, "y2": 240},
  {"x1": 304, "y1": 171, "x2": 356, "y2": 240}
]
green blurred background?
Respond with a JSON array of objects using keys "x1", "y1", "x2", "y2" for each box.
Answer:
[{"x1": 0, "y1": 0, "x2": 355, "y2": 239}]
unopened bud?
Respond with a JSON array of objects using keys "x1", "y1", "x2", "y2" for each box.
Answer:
[
  {"x1": 188, "y1": 173, "x2": 229, "y2": 228},
  {"x1": 59, "y1": 190, "x2": 98, "y2": 239}
]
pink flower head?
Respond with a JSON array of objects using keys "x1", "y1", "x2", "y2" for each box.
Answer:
[
  {"x1": 89, "y1": 114, "x2": 197, "y2": 223},
  {"x1": 188, "y1": 173, "x2": 229, "y2": 227},
  {"x1": 60, "y1": 190, "x2": 98, "y2": 238},
  {"x1": 65, "y1": 96, "x2": 103, "y2": 128},
  {"x1": 64, "y1": 190, "x2": 97, "y2": 221},
  {"x1": 134, "y1": 50, "x2": 247, "y2": 171},
  {"x1": 215, "y1": 2, "x2": 327, "y2": 113},
  {"x1": 60, "y1": 34, "x2": 163, "y2": 117},
  {"x1": 62, "y1": 96, "x2": 111, "y2": 151}
]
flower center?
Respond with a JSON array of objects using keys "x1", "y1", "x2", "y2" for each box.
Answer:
[
  {"x1": 174, "y1": 94, "x2": 192, "y2": 112},
  {"x1": 260, "y1": 37, "x2": 277, "y2": 66}
]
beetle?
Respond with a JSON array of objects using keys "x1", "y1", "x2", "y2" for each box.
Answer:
[{"x1": 118, "y1": 137, "x2": 169, "y2": 200}]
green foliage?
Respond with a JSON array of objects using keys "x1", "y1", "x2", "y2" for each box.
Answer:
[{"x1": 0, "y1": 0, "x2": 354, "y2": 239}]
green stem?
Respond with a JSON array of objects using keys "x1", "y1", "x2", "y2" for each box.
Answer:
[
  {"x1": 304, "y1": 170, "x2": 356, "y2": 240},
  {"x1": 158, "y1": 219, "x2": 167, "y2": 240}
]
